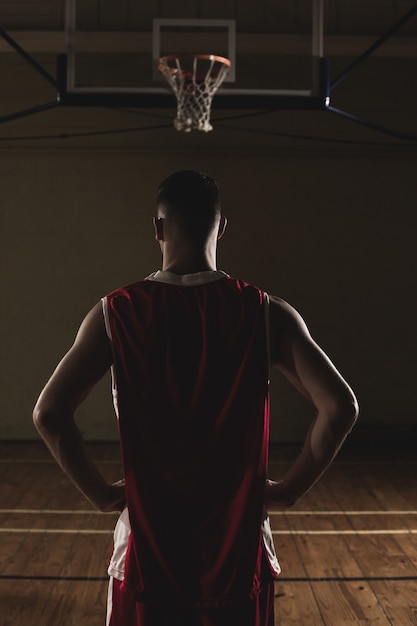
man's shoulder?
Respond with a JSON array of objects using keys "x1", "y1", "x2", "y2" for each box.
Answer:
[
  {"x1": 269, "y1": 294, "x2": 293, "y2": 313},
  {"x1": 268, "y1": 295, "x2": 309, "y2": 336}
]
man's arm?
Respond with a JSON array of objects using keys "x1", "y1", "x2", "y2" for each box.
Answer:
[
  {"x1": 33, "y1": 302, "x2": 125, "y2": 513},
  {"x1": 265, "y1": 296, "x2": 359, "y2": 509}
]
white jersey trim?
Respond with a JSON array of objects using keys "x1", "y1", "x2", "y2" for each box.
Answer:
[
  {"x1": 263, "y1": 292, "x2": 271, "y2": 387},
  {"x1": 101, "y1": 296, "x2": 112, "y2": 341},
  {"x1": 101, "y1": 297, "x2": 120, "y2": 420},
  {"x1": 108, "y1": 507, "x2": 130, "y2": 581},
  {"x1": 261, "y1": 291, "x2": 281, "y2": 577},
  {"x1": 146, "y1": 270, "x2": 228, "y2": 286},
  {"x1": 262, "y1": 513, "x2": 281, "y2": 577}
]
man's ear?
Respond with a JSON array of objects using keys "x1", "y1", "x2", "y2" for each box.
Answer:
[
  {"x1": 217, "y1": 215, "x2": 227, "y2": 240},
  {"x1": 153, "y1": 216, "x2": 164, "y2": 241}
]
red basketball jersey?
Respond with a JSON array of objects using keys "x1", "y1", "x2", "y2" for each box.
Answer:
[{"x1": 104, "y1": 271, "x2": 278, "y2": 607}]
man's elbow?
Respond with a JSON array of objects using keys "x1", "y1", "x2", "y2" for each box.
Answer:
[
  {"x1": 32, "y1": 401, "x2": 64, "y2": 436},
  {"x1": 33, "y1": 403, "x2": 51, "y2": 434},
  {"x1": 334, "y1": 392, "x2": 359, "y2": 433}
]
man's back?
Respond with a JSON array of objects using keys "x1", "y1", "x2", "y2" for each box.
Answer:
[{"x1": 104, "y1": 270, "x2": 277, "y2": 606}]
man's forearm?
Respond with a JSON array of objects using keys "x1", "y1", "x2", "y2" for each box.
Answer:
[
  {"x1": 268, "y1": 404, "x2": 358, "y2": 508},
  {"x1": 33, "y1": 409, "x2": 115, "y2": 511}
]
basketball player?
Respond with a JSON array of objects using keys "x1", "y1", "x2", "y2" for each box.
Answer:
[{"x1": 33, "y1": 170, "x2": 358, "y2": 626}]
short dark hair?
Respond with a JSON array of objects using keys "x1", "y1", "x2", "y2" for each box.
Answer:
[{"x1": 157, "y1": 170, "x2": 221, "y2": 240}]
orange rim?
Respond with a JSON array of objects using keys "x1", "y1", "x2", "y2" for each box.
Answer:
[
  {"x1": 158, "y1": 54, "x2": 231, "y2": 79},
  {"x1": 160, "y1": 54, "x2": 230, "y2": 66}
]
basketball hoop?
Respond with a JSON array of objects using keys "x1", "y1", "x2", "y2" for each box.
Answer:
[{"x1": 158, "y1": 54, "x2": 231, "y2": 132}]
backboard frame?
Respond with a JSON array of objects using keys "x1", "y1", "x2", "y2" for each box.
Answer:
[{"x1": 57, "y1": 0, "x2": 330, "y2": 111}]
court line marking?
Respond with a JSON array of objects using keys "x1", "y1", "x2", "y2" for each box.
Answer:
[
  {"x1": 0, "y1": 528, "x2": 113, "y2": 534},
  {"x1": 268, "y1": 460, "x2": 417, "y2": 466},
  {"x1": 271, "y1": 529, "x2": 417, "y2": 535},
  {"x1": 0, "y1": 459, "x2": 120, "y2": 464},
  {"x1": 0, "y1": 528, "x2": 417, "y2": 536},
  {"x1": 272, "y1": 510, "x2": 417, "y2": 516},
  {"x1": 0, "y1": 574, "x2": 416, "y2": 583},
  {"x1": 0, "y1": 509, "x2": 118, "y2": 515},
  {"x1": 1, "y1": 509, "x2": 417, "y2": 516},
  {"x1": 2, "y1": 458, "x2": 417, "y2": 467},
  {"x1": 0, "y1": 575, "x2": 109, "y2": 581},
  {"x1": 278, "y1": 575, "x2": 417, "y2": 582}
]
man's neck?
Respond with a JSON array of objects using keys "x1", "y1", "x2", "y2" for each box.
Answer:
[{"x1": 161, "y1": 242, "x2": 217, "y2": 275}]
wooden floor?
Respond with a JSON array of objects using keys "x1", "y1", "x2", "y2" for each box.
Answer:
[{"x1": 0, "y1": 442, "x2": 416, "y2": 625}]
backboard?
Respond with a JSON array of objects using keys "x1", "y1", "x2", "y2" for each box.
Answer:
[{"x1": 58, "y1": 0, "x2": 329, "y2": 111}]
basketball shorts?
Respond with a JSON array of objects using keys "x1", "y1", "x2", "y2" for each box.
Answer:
[
  {"x1": 106, "y1": 577, "x2": 275, "y2": 626},
  {"x1": 106, "y1": 508, "x2": 278, "y2": 626}
]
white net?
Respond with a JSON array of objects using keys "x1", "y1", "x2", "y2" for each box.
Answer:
[{"x1": 158, "y1": 54, "x2": 231, "y2": 132}]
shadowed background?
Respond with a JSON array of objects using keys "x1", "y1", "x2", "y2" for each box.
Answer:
[{"x1": 0, "y1": 0, "x2": 416, "y2": 443}]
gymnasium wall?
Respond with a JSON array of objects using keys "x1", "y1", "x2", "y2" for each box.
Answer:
[{"x1": 1, "y1": 145, "x2": 415, "y2": 443}]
